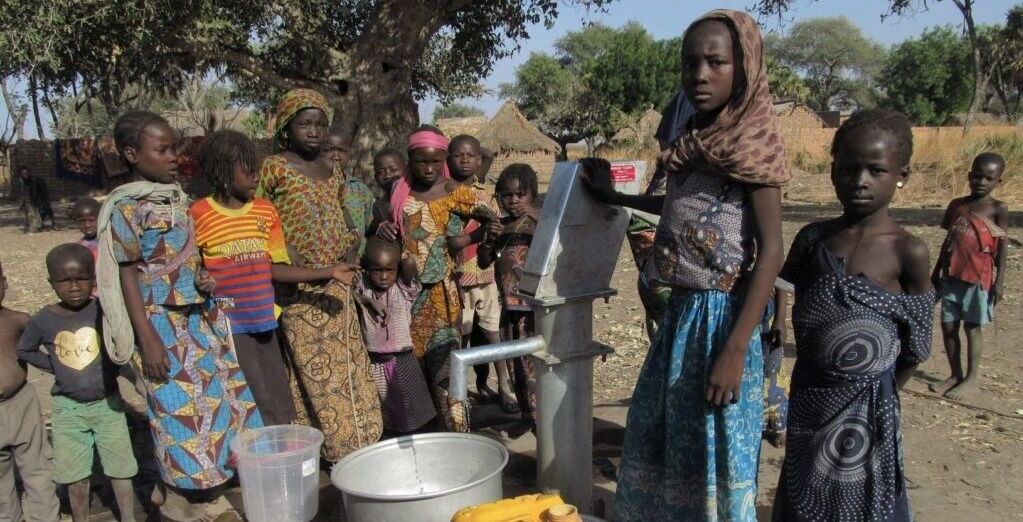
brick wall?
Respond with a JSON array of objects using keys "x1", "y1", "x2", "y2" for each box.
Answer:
[{"x1": 776, "y1": 105, "x2": 829, "y2": 129}]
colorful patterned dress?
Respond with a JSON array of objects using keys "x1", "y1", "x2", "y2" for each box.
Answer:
[
  {"x1": 399, "y1": 185, "x2": 498, "y2": 432},
  {"x1": 772, "y1": 223, "x2": 934, "y2": 522},
  {"x1": 344, "y1": 177, "x2": 377, "y2": 257},
  {"x1": 494, "y1": 213, "x2": 538, "y2": 420},
  {"x1": 614, "y1": 168, "x2": 764, "y2": 522},
  {"x1": 109, "y1": 194, "x2": 262, "y2": 490},
  {"x1": 258, "y1": 154, "x2": 383, "y2": 461}
]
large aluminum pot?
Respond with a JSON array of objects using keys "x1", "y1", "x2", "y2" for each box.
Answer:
[{"x1": 331, "y1": 433, "x2": 508, "y2": 522}]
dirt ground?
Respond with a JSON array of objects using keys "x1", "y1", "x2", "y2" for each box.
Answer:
[{"x1": 1, "y1": 199, "x2": 1020, "y2": 521}]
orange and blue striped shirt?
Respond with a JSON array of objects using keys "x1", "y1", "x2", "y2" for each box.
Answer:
[{"x1": 190, "y1": 197, "x2": 291, "y2": 334}]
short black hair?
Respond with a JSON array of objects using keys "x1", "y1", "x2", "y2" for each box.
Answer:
[
  {"x1": 71, "y1": 197, "x2": 100, "y2": 218},
  {"x1": 972, "y1": 152, "x2": 1006, "y2": 175},
  {"x1": 496, "y1": 163, "x2": 539, "y2": 198},
  {"x1": 831, "y1": 109, "x2": 914, "y2": 167},
  {"x1": 449, "y1": 134, "x2": 481, "y2": 151},
  {"x1": 362, "y1": 237, "x2": 401, "y2": 265},
  {"x1": 374, "y1": 148, "x2": 406, "y2": 164},
  {"x1": 18, "y1": 166, "x2": 27, "y2": 171},
  {"x1": 113, "y1": 110, "x2": 171, "y2": 156},
  {"x1": 45, "y1": 243, "x2": 94, "y2": 278},
  {"x1": 198, "y1": 130, "x2": 258, "y2": 199}
]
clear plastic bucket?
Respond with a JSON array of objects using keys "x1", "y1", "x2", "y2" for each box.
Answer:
[{"x1": 230, "y1": 425, "x2": 324, "y2": 522}]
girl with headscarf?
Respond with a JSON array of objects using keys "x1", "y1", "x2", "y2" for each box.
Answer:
[
  {"x1": 257, "y1": 89, "x2": 382, "y2": 461},
  {"x1": 377, "y1": 126, "x2": 499, "y2": 432},
  {"x1": 581, "y1": 10, "x2": 788, "y2": 521}
]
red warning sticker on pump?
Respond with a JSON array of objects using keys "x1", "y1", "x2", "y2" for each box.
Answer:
[{"x1": 611, "y1": 164, "x2": 636, "y2": 183}]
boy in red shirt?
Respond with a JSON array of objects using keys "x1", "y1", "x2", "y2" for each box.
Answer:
[{"x1": 931, "y1": 152, "x2": 1009, "y2": 401}]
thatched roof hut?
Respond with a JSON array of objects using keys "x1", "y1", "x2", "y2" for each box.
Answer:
[
  {"x1": 478, "y1": 101, "x2": 559, "y2": 154},
  {"x1": 610, "y1": 108, "x2": 663, "y2": 147},
  {"x1": 477, "y1": 101, "x2": 560, "y2": 185},
  {"x1": 436, "y1": 116, "x2": 488, "y2": 138}
]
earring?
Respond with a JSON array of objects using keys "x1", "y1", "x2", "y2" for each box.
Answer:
[{"x1": 896, "y1": 181, "x2": 905, "y2": 188}]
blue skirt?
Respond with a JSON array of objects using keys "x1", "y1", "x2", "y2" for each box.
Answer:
[{"x1": 614, "y1": 289, "x2": 764, "y2": 522}]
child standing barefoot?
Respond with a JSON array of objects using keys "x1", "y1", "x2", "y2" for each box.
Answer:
[
  {"x1": 19, "y1": 244, "x2": 137, "y2": 522},
  {"x1": 191, "y1": 130, "x2": 359, "y2": 425},
  {"x1": 930, "y1": 152, "x2": 1009, "y2": 401},
  {"x1": 772, "y1": 110, "x2": 934, "y2": 521},
  {"x1": 582, "y1": 10, "x2": 788, "y2": 520},
  {"x1": 377, "y1": 127, "x2": 499, "y2": 432},
  {"x1": 96, "y1": 111, "x2": 261, "y2": 517},
  {"x1": 479, "y1": 164, "x2": 541, "y2": 424},
  {"x1": 0, "y1": 262, "x2": 60, "y2": 522},
  {"x1": 356, "y1": 238, "x2": 437, "y2": 433}
]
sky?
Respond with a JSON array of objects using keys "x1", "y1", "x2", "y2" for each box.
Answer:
[
  {"x1": 419, "y1": 0, "x2": 1020, "y2": 121},
  {"x1": 2, "y1": 0, "x2": 1018, "y2": 137}
]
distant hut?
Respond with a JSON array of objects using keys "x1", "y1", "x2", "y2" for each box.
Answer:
[
  {"x1": 478, "y1": 101, "x2": 560, "y2": 185},
  {"x1": 435, "y1": 116, "x2": 488, "y2": 138},
  {"x1": 609, "y1": 108, "x2": 663, "y2": 149}
]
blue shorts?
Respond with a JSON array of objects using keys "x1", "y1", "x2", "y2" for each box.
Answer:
[{"x1": 939, "y1": 278, "x2": 993, "y2": 326}]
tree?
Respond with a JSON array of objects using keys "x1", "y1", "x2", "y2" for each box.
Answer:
[
  {"x1": 765, "y1": 17, "x2": 886, "y2": 111},
  {"x1": 766, "y1": 56, "x2": 811, "y2": 103},
  {"x1": 583, "y1": 23, "x2": 681, "y2": 135},
  {"x1": 880, "y1": 27, "x2": 972, "y2": 125},
  {"x1": 177, "y1": 75, "x2": 243, "y2": 136},
  {"x1": 980, "y1": 6, "x2": 1023, "y2": 122},
  {"x1": 0, "y1": 0, "x2": 610, "y2": 180},
  {"x1": 433, "y1": 102, "x2": 485, "y2": 122}
]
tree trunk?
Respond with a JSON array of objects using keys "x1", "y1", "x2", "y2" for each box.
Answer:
[
  {"x1": 956, "y1": 0, "x2": 985, "y2": 133},
  {"x1": 1, "y1": 79, "x2": 27, "y2": 140},
  {"x1": 332, "y1": 80, "x2": 419, "y2": 190},
  {"x1": 29, "y1": 75, "x2": 45, "y2": 140}
]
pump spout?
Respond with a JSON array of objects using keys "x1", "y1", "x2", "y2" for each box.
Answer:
[{"x1": 448, "y1": 336, "x2": 547, "y2": 402}]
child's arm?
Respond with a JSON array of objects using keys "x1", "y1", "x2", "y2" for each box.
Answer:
[
  {"x1": 767, "y1": 290, "x2": 788, "y2": 348},
  {"x1": 271, "y1": 263, "x2": 360, "y2": 286},
  {"x1": 446, "y1": 225, "x2": 488, "y2": 252},
  {"x1": 706, "y1": 185, "x2": 784, "y2": 407},
  {"x1": 15, "y1": 319, "x2": 53, "y2": 373},
  {"x1": 579, "y1": 158, "x2": 665, "y2": 215},
  {"x1": 895, "y1": 234, "x2": 932, "y2": 387},
  {"x1": 477, "y1": 221, "x2": 503, "y2": 270},
  {"x1": 120, "y1": 264, "x2": 170, "y2": 381},
  {"x1": 992, "y1": 201, "x2": 1009, "y2": 306}
]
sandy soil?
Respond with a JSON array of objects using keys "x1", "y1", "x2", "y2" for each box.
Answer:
[{"x1": 1, "y1": 200, "x2": 1020, "y2": 521}]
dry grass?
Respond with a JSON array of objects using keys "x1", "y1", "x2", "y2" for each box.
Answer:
[{"x1": 595, "y1": 129, "x2": 1023, "y2": 207}]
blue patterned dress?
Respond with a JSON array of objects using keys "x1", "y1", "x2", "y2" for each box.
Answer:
[
  {"x1": 772, "y1": 223, "x2": 934, "y2": 522},
  {"x1": 614, "y1": 169, "x2": 764, "y2": 522},
  {"x1": 110, "y1": 193, "x2": 262, "y2": 489}
]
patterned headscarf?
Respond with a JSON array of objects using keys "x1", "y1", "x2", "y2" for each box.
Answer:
[
  {"x1": 660, "y1": 10, "x2": 789, "y2": 187},
  {"x1": 268, "y1": 88, "x2": 331, "y2": 151},
  {"x1": 389, "y1": 129, "x2": 451, "y2": 232}
]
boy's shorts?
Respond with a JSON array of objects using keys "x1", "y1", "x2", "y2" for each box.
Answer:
[
  {"x1": 940, "y1": 277, "x2": 994, "y2": 326},
  {"x1": 460, "y1": 282, "x2": 501, "y2": 334},
  {"x1": 51, "y1": 395, "x2": 138, "y2": 484}
]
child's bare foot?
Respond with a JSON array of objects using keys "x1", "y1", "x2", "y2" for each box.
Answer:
[
  {"x1": 929, "y1": 376, "x2": 960, "y2": 395},
  {"x1": 475, "y1": 382, "x2": 498, "y2": 403},
  {"x1": 499, "y1": 392, "x2": 521, "y2": 414},
  {"x1": 945, "y1": 379, "x2": 978, "y2": 401}
]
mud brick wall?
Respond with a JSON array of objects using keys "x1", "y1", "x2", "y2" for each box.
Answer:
[{"x1": 8, "y1": 138, "x2": 277, "y2": 203}]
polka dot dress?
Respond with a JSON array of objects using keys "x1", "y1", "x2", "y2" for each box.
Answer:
[{"x1": 772, "y1": 223, "x2": 935, "y2": 522}]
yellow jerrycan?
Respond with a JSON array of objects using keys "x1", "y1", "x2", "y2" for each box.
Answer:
[{"x1": 451, "y1": 494, "x2": 573, "y2": 522}]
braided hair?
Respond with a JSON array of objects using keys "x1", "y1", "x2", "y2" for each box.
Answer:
[
  {"x1": 113, "y1": 110, "x2": 171, "y2": 161},
  {"x1": 362, "y1": 236, "x2": 401, "y2": 266},
  {"x1": 832, "y1": 109, "x2": 914, "y2": 167},
  {"x1": 197, "y1": 130, "x2": 258, "y2": 200},
  {"x1": 496, "y1": 163, "x2": 539, "y2": 199}
]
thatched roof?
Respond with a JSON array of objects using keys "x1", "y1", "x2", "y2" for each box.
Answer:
[
  {"x1": 610, "y1": 108, "x2": 663, "y2": 145},
  {"x1": 436, "y1": 116, "x2": 488, "y2": 138},
  {"x1": 478, "y1": 101, "x2": 559, "y2": 154}
]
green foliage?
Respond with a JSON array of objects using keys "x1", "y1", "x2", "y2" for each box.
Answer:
[
  {"x1": 241, "y1": 112, "x2": 269, "y2": 139},
  {"x1": 503, "y1": 21, "x2": 682, "y2": 149},
  {"x1": 981, "y1": 6, "x2": 1023, "y2": 121},
  {"x1": 766, "y1": 56, "x2": 811, "y2": 103},
  {"x1": 880, "y1": 26, "x2": 972, "y2": 125},
  {"x1": 432, "y1": 102, "x2": 485, "y2": 122},
  {"x1": 582, "y1": 24, "x2": 681, "y2": 135},
  {"x1": 765, "y1": 17, "x2": 886, "y2": 110}
]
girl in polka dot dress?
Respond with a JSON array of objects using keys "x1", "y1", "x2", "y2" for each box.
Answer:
[{"x1": 772, "y1": 110, "x2": 935, "y2": 522}]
